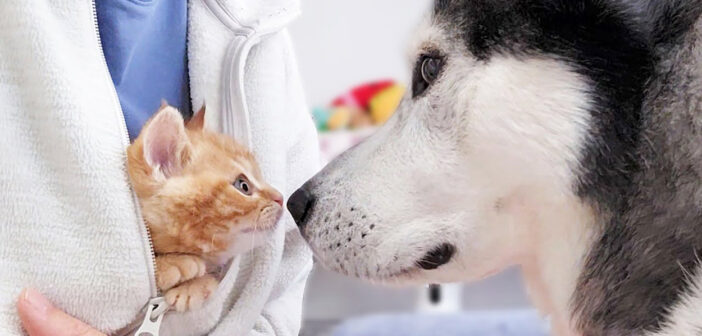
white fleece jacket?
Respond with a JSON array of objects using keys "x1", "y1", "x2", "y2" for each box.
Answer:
[{"x1": 0, "y1": 1, "x2": 318, "y2": 335}]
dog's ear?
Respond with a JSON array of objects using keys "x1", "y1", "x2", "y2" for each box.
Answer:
[
  {"x1": 142, "y1": 106, "x2": 191, "y2": 179},
  {"x1": 186, "y1": 103, "x2": 206, "y2": 131}
]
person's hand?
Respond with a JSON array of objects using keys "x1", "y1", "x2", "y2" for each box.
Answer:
[{"x1": 17, "y1": 288, "x2": 106, "y2": 336}]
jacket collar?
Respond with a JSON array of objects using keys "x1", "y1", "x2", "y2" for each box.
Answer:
[{"x1": 199, "y1": 0, "x2": 301, "y2": 35}]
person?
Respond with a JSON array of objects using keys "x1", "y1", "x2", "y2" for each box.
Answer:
[{"x1": 0, "y1": 0, "x2": 319, "y2": 335}]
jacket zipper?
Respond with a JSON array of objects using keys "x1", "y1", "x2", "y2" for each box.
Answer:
[{"x1": 90, "y1": 1, "x2": 164, "y2": 335}]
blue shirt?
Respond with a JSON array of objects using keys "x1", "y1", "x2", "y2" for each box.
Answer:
[{"x1": 96, "y1": 0, "x2": 190, "y2": 140}]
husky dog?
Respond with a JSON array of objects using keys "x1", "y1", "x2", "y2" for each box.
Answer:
[{"x1": 289, "y1": 0, "x2": 702, "y2": 335}]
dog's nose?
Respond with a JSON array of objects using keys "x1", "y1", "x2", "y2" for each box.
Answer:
[{"x1": 287, "y1": 186, "x2": 314, "y2": 227}]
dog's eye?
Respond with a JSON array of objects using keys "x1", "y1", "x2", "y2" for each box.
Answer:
[
  {"x1": 233, "y1": 175, "x2": 253, "y2": 196},
  {"x1": 422, "y1": 57, "x2": 442, "y2": 83},
  {"x1": 413, "y1": 55, "x2": 444, "y2": 97}
]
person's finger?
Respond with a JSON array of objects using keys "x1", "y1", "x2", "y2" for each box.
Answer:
[{"x1": 17, "y1": 288, "x2": 106, "y2": 336}]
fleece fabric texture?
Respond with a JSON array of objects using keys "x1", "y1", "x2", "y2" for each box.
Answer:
[
  {"x1": 0, "y1": 1, "x2": 154, "y2": 334},
  {"x1": 0, "y1": 0, "x2": 318, "y2": 335}
]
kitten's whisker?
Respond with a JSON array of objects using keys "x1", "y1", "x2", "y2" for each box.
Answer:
[
  {"x1": 251, "y1": 217, "x2": 263, "y2": 260},
  {"x1": 250, "y1": 221, "x2": 258, "y2": 259}
]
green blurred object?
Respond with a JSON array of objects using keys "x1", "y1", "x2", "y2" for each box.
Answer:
[{"x1": 312, "y1": 107, "x2": 331, "y2": 131}]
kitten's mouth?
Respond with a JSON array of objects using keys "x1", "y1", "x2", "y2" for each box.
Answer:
[
  {"x1": 241, "y1": 206, "x2": 283, "y2": 234},
  {"x1": 248, "y1": 205, "x2": 283, "y2": 233}
]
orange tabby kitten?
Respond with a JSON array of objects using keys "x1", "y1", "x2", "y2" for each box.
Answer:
[{"x1": 127, "y1": 104, "x2": 284, "y2": 312}]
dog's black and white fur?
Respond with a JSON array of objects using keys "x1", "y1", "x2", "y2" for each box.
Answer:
[{"x1": 288, "y1": 1, "x2": 702, "y2": 335}]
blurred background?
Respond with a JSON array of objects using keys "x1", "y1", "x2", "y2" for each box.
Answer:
[{"x1": 288, "y1": 1, "x2": 547, "y2": 336}]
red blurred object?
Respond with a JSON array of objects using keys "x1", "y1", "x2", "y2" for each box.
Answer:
[{"x1": 331, "y1": 79, "x2": 395, "y2": 110}]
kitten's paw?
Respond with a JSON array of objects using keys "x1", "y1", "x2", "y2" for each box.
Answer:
[
  {"x1": 156, "y1": 254, "x2": 207, "y2": 291},
  {"x1": 165, "y1": 275, "x2": 218, "y2": 312}
]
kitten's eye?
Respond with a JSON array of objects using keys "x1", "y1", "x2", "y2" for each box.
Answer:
[
  {"x1": 233, "y1": 175, "x2": 253, "y2": 196},
  {"x1": 412, "y1": 55, "x2": 444, "y2": 97}
]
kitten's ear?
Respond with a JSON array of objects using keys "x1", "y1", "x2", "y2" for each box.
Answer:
[
  {"x1": 186, "y1": 104, "x2": 206, "y2": 131},
  {"x1": 142, "y1": 106, "x2": 191, "y2": 179}
]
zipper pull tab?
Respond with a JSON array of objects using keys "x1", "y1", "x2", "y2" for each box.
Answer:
[{"x1": 134, "y1": 297, "x2": 168, "y2": 336}]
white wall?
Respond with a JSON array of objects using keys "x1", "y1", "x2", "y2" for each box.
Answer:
[{"x1": 290, "y1": 0, "x2": 432, "y2": 107}]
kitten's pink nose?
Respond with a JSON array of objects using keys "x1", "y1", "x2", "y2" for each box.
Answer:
[{"x1": 267, "y1": 189, "x2": 284, "y2": 206}]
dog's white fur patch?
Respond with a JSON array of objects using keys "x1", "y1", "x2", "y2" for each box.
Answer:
[
  {"x1": 516, "y1": 194, "x2": 595, "y2": 336},
  {"x1": 466, "y1": 56, "x2": 596, "y2": 335}
]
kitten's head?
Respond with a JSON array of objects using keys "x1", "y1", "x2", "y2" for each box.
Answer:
[{"x1": 127, "y1": 105, "x2": 283, "y2": 263}]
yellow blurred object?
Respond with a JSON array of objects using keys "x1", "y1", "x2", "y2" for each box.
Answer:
[
  {"x1": 327, "y1": 106, "x2": 352, "y2": 130},
  {"x1": 370, "y1": 84, "x2": 405, "y2": 124}
]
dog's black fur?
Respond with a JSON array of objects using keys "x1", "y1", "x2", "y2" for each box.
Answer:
[
  {"x1": 437, "y1": 0, "x2": 653, "y2": 220},
  {"x1": 434, "y1": 1, "x2": 702, "y2": 334}
]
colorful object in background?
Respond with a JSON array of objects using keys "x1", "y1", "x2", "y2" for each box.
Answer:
[
  {"x1": 312, "y1": 107, "x2": 331, "y2": 131},
  {"x1": 327, "y1": 106, "x2": 352, "y2": 130},
  {"x1": 350, "y1": 108, "x2": 373, "y2": 128},
  {"x1": 315, "y1": 79, "x2": 405, "y2": 132},
  {"x1": 370, "y1": 84, "x2": 404, "y2": 125},
  {"x1": 332, "y1": 79, "x2": 394, "y2": 109}
]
